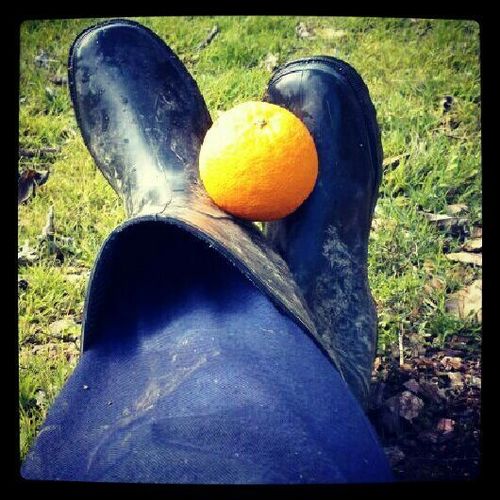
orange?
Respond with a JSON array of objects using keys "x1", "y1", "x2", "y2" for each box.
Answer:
[{"x1": 199, "y1": 101, "x2": 318, "y2": 221}]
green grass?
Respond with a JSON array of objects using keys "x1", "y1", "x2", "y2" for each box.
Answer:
[{"x1": 18, "y1": 16, "x2": 481, "y2": 460}]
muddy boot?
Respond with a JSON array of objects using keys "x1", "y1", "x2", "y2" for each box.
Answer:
[
  {"x1": 67, "y1": 19, "x2": 325, "y2": 355},
  {"x1": 263, "y1": 56, "x2": 383, "y2": 407}
]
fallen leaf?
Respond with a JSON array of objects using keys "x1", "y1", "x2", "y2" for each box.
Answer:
[
  {"x1": 436, "y1": 418, "x2": 455, "y2": 434},
  {"x1": 48, "y1": 318, "x2": 80, "y2": 339},
  {"x1": 65, "y1": 349, "x2": 79, "y2": 365},
  {"x1": 432, "y1": 277, "x2": 446, "y2": 290},
  {"x1": 385, "y1": 391, "x2": 425, "y2": 426},
  {"x1": 445, "y1": 203, "x2": 468, "y2": 216},
  {"x1": 18, "y1": 171, "x2": 35, "y2": 203},
  {"x1": 446, "y1": 372, "x2": 464, "y2": 389},
  {"x1": 35, "y1": 390, "x2": 47, "y2": 409},
  {"x1": 18, "y1": 169, "x2": 50, "y2": 204},
  {"x1": 422, "y1": 212, "x2": 468, "y2": 234},
  {"x1": 64, "y1": 273, "x2": 89, "y2": 283},
  {"x1": 399, "y1": 390, "x2": 425, "y2": 421},
  {"x1": 471, "y1": 226, "x2": 482, "y2": 238},
  {"x1": 296, "y1": 22, "x2": 315, "y2": 39},
  {"x1": 65, "y1": 265, "x2": 89, "y2": 274},
  {"x1": 465, "y1": 374, "x2": 481, "y2": 388},
  {"x1": 371, "y1": 216, "x2": 382, "y2": 232},
  {"x1": 445, "y1": 279, "x2": 482, "y2": 323},
  {"x1": 29, "y1": 342, "x2": 79, "y2": 362},
  {"x1": 449, "y1": 335, "x2": 470, "y2": 348},
  {"x1": 422, "y1": 213, "x2": 455, "y2": 223},
  {"x1": 41, "y1": 206, "x2": 55, "y2": 238},
  {"x1": 316, "y1": 27, "x2": 348, "y2": 39},
  {"x1": 415, "y1": 357, "x2": 435, "y2": 369},
  {"x1": 49, "y1": 75, "x2": 68, "y2": 85},
  {"x1": 445, "y1": 252, "x2": 482, "y2": 267},
  {"x1": 462, "y1": 238, "x2": 482, "y2": 252},
  {"x1": 261, "y1": 53, "x2": 279, "y2": 72},
  {"x1": 424, "y1": 277, "x2": 445, "y2": 294},
  {"x1": 18, "y1": 240, "x2": 39, "y2": 265},
  {"x1": 423, "y1": 260, "x2": 436, "y2": 274},
  {"x1": 440, "y1": 356, "x2": 463, "y2": 370}
]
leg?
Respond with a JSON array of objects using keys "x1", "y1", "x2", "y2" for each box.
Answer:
[{"x1": 21, "y1": 222, "x2": 392, "y2": 483}]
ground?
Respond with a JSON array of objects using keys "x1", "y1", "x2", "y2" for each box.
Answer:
[{"x1": 18, "y1": 16, "x2": 481, "y2": 481}]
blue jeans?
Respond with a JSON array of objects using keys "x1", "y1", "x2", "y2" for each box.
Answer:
[{"x1": 21, "y1": 224, "x2": 393, "y2": 484}]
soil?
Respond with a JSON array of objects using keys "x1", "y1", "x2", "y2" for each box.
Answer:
[{"x1": 367, "y1": 334, "x2": 481, "y2": 481}]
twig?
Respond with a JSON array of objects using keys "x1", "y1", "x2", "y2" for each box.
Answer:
[
  {"x1": 34, "y1": 51, "x2": 58, "y2": 68},
  {"x1": 41, "y1": 206, "x2": 55, "y2": 238},
  {"x1": 49, "y1": 75, "x2": 68, "y2": 86},
  {"x1": 19, "y1": 147, "x2": 60, "y2": 158},
  {"x1": 399, "y1": 323, "x2": 405, "y2": 367},
  {"x1": 197, "y1": 25, "x2": 220, "y2": 50},
  {"x1": 443, "y1": 134, "x2": 468, "y2": 140}
]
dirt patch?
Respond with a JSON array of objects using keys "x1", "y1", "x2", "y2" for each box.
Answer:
[{"x1": 367, "y1": 337, "x2": 481, "y2": 481}]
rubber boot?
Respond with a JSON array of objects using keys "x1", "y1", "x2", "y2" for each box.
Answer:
[
  {"x1": 67, "y1": 20, "x2": 338, "y2": 368},
  {"x1": 263, "y1": 56, "x2": 383, "y2": 407}
]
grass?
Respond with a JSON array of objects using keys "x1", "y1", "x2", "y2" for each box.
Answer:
[{"x1": 18, "y1": 16, "x2": 481, "y2": 462}]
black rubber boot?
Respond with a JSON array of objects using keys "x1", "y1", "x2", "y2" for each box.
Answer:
[
  {"x1": 68, "y1": 18, "x2": 211, "y2": 216},
  {"x1": 68, "y1": 20, "x2": 338, "y2": 368},
  {"x1": 263, "y1": 57, "x2": 383, "y2": 407}
]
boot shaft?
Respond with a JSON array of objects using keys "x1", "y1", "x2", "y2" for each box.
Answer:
[{"x1": 68, "y1": 19, "x2": 212, "y2": 217}]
